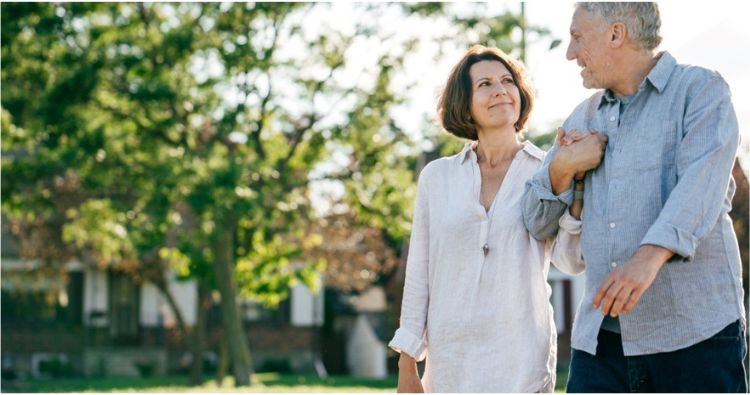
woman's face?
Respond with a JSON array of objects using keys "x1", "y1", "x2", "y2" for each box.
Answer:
[{"x1": 469, "y1": 60, "x2": 521, "y2": 132}]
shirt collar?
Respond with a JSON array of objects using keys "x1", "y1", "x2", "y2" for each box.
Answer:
[
  {"x1": 459, "y1": 142, "x2": 476, "y2": 165},
  {"x1": 598, "y1": 51, "x2": 677, "y2": 108},
  {"x1": 458, "y1": 140, "x2": 544, "y2": 165}
]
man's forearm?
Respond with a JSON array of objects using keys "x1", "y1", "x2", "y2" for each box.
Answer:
[{"x1": 634, "y1": 244, "x2": 674, "y2": 267}]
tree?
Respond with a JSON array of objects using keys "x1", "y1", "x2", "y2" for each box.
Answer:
[
  {"x1": 2, "y1": 2, "x2": 421, "y2": 385},
  {"x1": 1, "y1": 2, "x2": 202, "y2": 381},
  {"x1": 3, "y1": 2, "x2": 561, "y2": 385}
]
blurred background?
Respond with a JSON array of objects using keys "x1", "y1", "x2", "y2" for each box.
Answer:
[{"x1": 2, "y1": 2, "x2": 748, "y2": 392}]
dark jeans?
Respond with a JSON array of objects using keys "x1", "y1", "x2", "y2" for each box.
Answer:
[{"x1": 567, "y1": 320, "x2": 748, "y2": 393}]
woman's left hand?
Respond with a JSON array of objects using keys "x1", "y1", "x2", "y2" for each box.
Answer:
[{"x1": 557, "y1": 128, "x2": 597, "y2": 180}]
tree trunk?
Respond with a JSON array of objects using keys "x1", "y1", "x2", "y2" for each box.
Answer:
[
  {"x1": 217, "y1": 336, "x2": 228, "y2": 385},
  {"x1": 211, "y1": 215, "x2": 253, "y2": 386},
  {"x1": 154, "y1": 272, "x2": 190, "y2": 348},
  {"x1": 189, "y1": 283, "x2": 211, "y2": 386}
]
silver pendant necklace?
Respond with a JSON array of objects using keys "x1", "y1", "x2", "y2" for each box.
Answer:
[
  {"x1": 478, "y1": 161, "x2": 503, "y2": 258},
  {"x1": 474, "y1": 142, "x2": 520, "y2": 258}
]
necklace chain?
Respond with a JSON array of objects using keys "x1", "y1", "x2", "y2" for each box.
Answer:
[{"x1": 471, "y1": 142, "x2": 522, "y2": 257}]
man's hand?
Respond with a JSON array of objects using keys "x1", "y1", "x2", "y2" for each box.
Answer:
[
  {"x1": 593, "y1": 245, "x2": 674, "y2": 317},
  {"x1": 397, "y1": 354, "x2": 424, "y2": 393},
  {"x1": 550, "y1": 128, "x2": 607, "y2": 194}
]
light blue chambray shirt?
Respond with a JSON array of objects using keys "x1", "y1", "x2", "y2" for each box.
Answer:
[{"x1": 522, "y1": 52, "x2": 746, "y2": 356}]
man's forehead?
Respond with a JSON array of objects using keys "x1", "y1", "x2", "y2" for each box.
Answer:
[{"x1": 570, "y1": 8, "x2": 605, "y2": 33}]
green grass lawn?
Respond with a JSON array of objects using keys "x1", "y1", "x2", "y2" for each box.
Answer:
[
  {"x1": 6, "y1": 363, "x2": 569, "y2": 393},
  {"x1": 5, "y1": 373, "x2": 397, "y2": 393},
  {"x1": 555, "y1": 360, "x2": 569, "y2": 393}
]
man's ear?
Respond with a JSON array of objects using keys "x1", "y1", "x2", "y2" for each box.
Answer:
[{"x1": 609, "y1": 22, "x2": 627, "y2": 48}]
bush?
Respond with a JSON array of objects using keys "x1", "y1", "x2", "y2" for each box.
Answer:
[
  {"x1": 134, "y1": 360, "x2": 155, "y2": 378},
  {"x1": 38, "y1": 357, "x2": 74, "y2": 378},
  {"x1": 258, "y1": 358, "x2": 292, "y2": 374}
]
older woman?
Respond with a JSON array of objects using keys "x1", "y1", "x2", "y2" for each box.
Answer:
[{"x1": 389, "y1": 45, "x2": 585, "y2": 392}]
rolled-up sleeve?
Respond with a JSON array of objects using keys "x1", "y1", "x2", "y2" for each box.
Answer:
[
  {"x1": 523, "y1": 146, "x2": 574, "y2": 240},
  {"x1": 640, "y1": 75, "x2": 739, "y2": 260},
  {"x1": 551, "y1": 210, "x2": 585, "y2": 275},
  {"x1": 389, "y1": 168, "x2": 431, "y2": 361}
]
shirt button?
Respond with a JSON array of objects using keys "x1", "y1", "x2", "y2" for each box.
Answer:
[
  {"x1": 609, "y1": 222, "x2": 616, "y2": 229},
  {"x1": 611, "y1": 261, "x2": 617, "y2": 268},
  {"x1": 609, "y1": 116, "x2": 616, "y2": 122}
]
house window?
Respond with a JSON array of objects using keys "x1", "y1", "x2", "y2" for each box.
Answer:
[
  {"x1": 108, "y1": 272, "x2": 139, "y2": 344},
  {"x1": 1, "y1": 270, "x2": 83, "y2": 327},
  {"x1": 240, "y1": 299, "x2": 290, "y2": 325}
]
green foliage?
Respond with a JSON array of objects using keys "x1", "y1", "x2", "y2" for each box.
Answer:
[
  {"x1": 2, "y1": 2, "x2": 538, "y2": 308},
  {"x1": 527, "y1": 129, "x2": 558, "y2": 151},
  {"x1": 63, "y1": 199, "x2": 135, "y2": 265},
  {"x1": 2, "y1": 3, "x2": 406, "y2": 306},
  {"x1": 37, "y1": 357, "x2": 75, "y2": 379}
]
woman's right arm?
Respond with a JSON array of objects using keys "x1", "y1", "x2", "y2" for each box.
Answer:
[
  {"x1": 550, "y1": 209, "x2": 584, "y2": 275},
  {"x1": 550, "y1": 175, "x2": 585, "y2": 275},
  {"x1": 397, "y1": 354, "x2": 424, "y2": 393},
  {"x1": 388, "y1": 167, "x2": 432, "y2": 392}
]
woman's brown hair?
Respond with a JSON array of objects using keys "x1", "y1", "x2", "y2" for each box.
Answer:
[{"x1": 437, "y1": 45, "x2": 534, "y2": 139}]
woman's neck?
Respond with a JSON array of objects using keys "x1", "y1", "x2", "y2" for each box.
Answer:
[{"x1": 475, "y1": 128, "x2": 522, "y2": 167}]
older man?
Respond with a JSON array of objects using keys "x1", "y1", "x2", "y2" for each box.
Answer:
[{"x1": 523, "y1": 2, "x2": 747, "y2": 392}]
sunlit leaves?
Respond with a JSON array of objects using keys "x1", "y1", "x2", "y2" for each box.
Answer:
[
  {"x1": 304, "y1": 212, "x2": 399, "y2": 293},
  {"x1": 1, "y1": 3, "x2": 539, "y2": 313},
  {"x1": 62, "y1": 199, "x2": 135, "y2": 266}
]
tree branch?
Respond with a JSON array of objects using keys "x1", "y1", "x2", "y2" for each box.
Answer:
[{"x1": 95, "y1": 99, "x2": 182, "y2": 146}]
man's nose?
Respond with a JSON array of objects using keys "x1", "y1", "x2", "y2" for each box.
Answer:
[{"x1": 566, "y1": 42, "x2": 576, "y2": 61}]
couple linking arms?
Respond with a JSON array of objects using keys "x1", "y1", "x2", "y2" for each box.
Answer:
[{"x1": 389, "y1": 2, "x2": 746, "y2": 393}]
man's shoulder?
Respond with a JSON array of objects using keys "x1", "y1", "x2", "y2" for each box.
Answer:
[
  {"x1": 670, "y1": 61, "x2": 727, "y2": 92},
  {"x1": 572, "y1": 90, "x2": 605, "y2": 112},
  {"x1": 563, "y1": 91, "x2": 605, "y2": 129},
  {"x1": 673, "y1": 61, "x2": 720, "y2": 79}
]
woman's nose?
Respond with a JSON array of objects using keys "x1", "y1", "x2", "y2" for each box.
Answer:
[{"x1": 494, "y1": 83, "x2": 507, "y2": 96}]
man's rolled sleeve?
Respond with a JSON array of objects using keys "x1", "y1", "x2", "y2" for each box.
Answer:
[
  {"x1": 640, "y1": 221, "x2": 699, "y2": 261},
  {"x1": 530, "y1": 161, "x2": 575, "y2": 204},
  {"x1": 523, "y1": 156, "x2": 574, "y2": 240},
  {"x1": 639, "y1": 74, "x2": 739, "y2": 260}
]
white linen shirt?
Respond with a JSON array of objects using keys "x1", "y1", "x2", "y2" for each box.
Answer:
[{"x1": 389, "y1": 141, "x2": 581, "y2": 393}]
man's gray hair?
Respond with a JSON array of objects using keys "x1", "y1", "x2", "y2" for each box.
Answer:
[{"x1": 575, "y1": 2, "x2": 662, "y2": 51}]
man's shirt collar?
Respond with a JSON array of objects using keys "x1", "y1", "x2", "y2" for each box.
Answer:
[{"x1": 599, "y1": 51, "x2": 677, "y2": 108}]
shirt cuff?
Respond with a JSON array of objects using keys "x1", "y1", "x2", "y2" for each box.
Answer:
[
  {"x1": 640, "y1": 221, "x2": 698, "y2": 261},
  {"x1": 388, "y1": 328, "x2": 427, "y2": 362},
  {"x1": 530, "y1": 163, "x2": 574, "y2": 206},
  {"x1": 559, "y1": 210, "x2": 582, "y2": 235}
]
